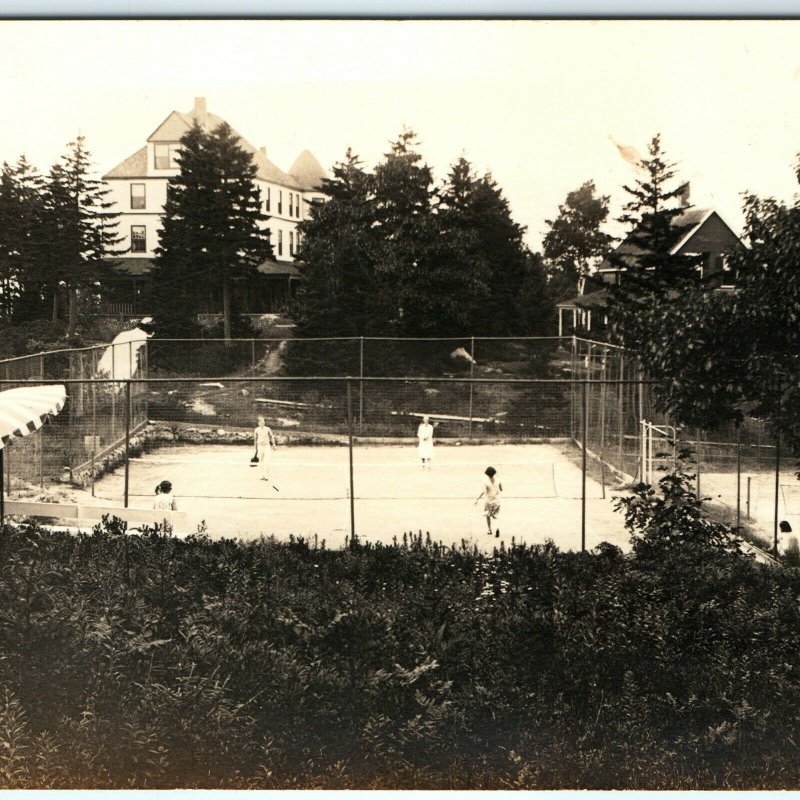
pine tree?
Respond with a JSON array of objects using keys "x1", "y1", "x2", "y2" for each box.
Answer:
[
  {"x1": 439, "y1": 159, "x2": 535, "y2": 334},
  {"x1": 611, "y1": 134, "x2": 696, "y2": 284},
  {"x1": 372, "y1": 128, "x2": 437, "y2": 332},
  {"x1": 152, "y1": 122, "x2": 270, "y2": 341},
  {"x1": 43, "y1": 136, "x2": 121, "y2": 335},
  {"x1": 0, "y1": 157, "x2": 49, "y2": 321},
  {"x1": 542, "y1": 179, "x2": 612, "y2": 298},
  {"x1": 607, "y1": 134, "x2": 699, "y2": 348},
  {"x1": 293, "y1": 148, "x2": 387, "y2": 336}
]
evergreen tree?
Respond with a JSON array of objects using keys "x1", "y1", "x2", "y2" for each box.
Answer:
[
  {"x1": 372, "y1": 128, "x2": 437, "y2": 332},
  {"x1": 0, "y1": 157, "x2": 49, "y2": 321},
  {"x1": 43, "y1": 136, "x2": 121, "y2": 335},
  {"x1": 293, "y1": 149, "x2": 386, "y2": 336},
  {"x1": 401, "y1": 157, "x2": 488, "y2": 335},
  {"x1": 542, "y1": 179, "x2": 612, "y2": 298},
  {"x1": 607, "y1": 134, "x2": 699, "y2": 348},
  {"x1": 153, "y1": 122, "x2": 271, "y2": 340}
]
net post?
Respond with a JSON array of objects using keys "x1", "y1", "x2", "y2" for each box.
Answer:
[
  {"x1": 124, "y1": 379, "x2": 132, "y2": 509},
  {"x1": 747, "y1": 476, "x2": 751, "y2": 520},
  {"x1": 347, "y1": 378, "x2": 356, "y2": 543},
  {"x1": 581, "y1": 376, "x2": 588, "y2": 552}
]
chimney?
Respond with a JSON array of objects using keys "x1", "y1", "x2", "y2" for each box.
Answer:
[
  {"x1": 194, "y1": 97, "x2": 208, "y2": 127},
  {"x1": 679, "y1": 182, "x2": 691, "y2": 209}
]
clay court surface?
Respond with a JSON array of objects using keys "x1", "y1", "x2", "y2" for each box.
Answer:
[{"x1": 80, "y1": 442, "x2": 630, "y2": 552}]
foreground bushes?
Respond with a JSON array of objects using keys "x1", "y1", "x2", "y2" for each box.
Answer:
[{"x1": 2, "y1": 478, "x2": 800, "y2": 788}]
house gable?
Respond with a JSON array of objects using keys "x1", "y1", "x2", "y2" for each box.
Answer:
[
  {"x1": 147, "y1": 111, "x2": 192, "y2": 143},
  {"x1": 671, "y1": 210, "x2": 743, "y2": 255}
]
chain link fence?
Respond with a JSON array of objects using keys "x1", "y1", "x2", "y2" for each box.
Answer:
[
  {"x1": 569, "y1": 337, "x2": 790, "y2": 552},
  {"x1": 0, "y1": 334, "x2": 795, "y2": 554}
]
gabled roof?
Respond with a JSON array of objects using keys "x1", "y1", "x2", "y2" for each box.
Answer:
[
  {"x1": 105, "y1": 101, "x2": 303, "y2": 189},
  {"x1": 103, "y1": 146, "x2": 148, "y2": 179},
  {"x1": 599, "y1": 208, "x2": 743, "y2": 272},
  {"x1": 289, "y1": 149, "x2": 327, "y2": 191},
  {"x1": 146, "y1": 109, "x2": 224, "y2": 143}
]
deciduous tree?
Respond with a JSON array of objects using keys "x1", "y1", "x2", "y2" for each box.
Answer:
[{"x1": 543, "y1": 179, "x2": 612, "y2": 299}]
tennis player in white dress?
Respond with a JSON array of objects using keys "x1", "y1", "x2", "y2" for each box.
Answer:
[
  {"x1": 417, "y1": 415, "x2": 434, "y2": 469},
  {"x1": 254, "y1": 416, "x2": 277, "y2": 481}
]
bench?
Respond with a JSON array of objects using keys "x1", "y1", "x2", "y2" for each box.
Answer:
[{"x1": 4, "y1": 500, "x2": 189, "y2": 531}]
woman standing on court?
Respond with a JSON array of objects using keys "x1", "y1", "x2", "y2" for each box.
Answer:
[
  {"x1": 417, "y1": 414, "x2": 435, "y2": 470},
  {"x1": 475, "y1": 466, "x2": 502, "y2": 538},
  {"x1": 254, "y1": 415, "x2": 277, "y2": 482}
]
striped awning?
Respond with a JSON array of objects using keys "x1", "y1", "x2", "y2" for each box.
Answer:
[{"x1": 0, "y1": 385, "x2": 67, "y2": 449}]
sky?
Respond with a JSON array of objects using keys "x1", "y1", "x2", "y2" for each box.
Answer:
[{"x1": 0, "y1": 19, "x2": 799, "y2": 248}]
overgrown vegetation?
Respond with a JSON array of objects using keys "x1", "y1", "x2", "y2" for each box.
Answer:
[{"x1": 2, "y1": 473, "x2": 800, "y2": 789}]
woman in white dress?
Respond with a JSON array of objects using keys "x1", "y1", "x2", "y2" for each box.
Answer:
[
  {"x1": 475, "y1": 466, "x2": 502, "y2": 538},
  {"x1": 254, "y1": 416, "x2": 277, "y2": 481},
  {"x1": 417, "y1": 415, "x2": 434, "y2": 470}
]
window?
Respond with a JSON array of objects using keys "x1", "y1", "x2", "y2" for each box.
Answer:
[
  {"x1": 130, "y1": 183, "x2": 145, "y2": 210},
  {"x1": 154, "y1": 143, "x2": 181, "y2": 170},
  {"x1": 289, "y1": 231, "x2": 294, "y2": 255},
  {"x1": 278, "y1": 229, "x2": 283, "y2": 256},
  {"x1": 265, "y1": 187, "x2": 271, "y2": 212},
  {"x1": 288, "y1": 194, "x2": 293, "y2": 217},
  {"x1": 278, "y1": 190, "x2": 283, "y2": 215},
  {"x1": 296, "y1": 230, "x2": 301, "y2": 250},
  {"x1": 296, "y1": 194, "x2": 301, "y2": 219},
  {"x1": 131, "y1": 226, "x2": 146, "y2": 253},
  {"x1": 720, "y1": 254, "x2": 736, "y2": 288}
]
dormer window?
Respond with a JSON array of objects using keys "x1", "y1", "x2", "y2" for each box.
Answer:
[{"x1": 154, "y1": 143, "x2": 181, "y2": 170}]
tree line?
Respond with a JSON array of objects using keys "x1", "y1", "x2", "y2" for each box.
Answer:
[
  {"x1": 0, "y1": 137, "x2": 119, "y2": 339},
  {"x1": 293, "y1": 129, "x2": 553, "y2": 338}
]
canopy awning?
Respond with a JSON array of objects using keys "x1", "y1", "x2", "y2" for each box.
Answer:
[{"x1": 0, "y1": 385, "x2": 67, "y2": 449}]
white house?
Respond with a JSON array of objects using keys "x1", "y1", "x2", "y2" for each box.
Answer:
[{"x1": 102, "y1": 97, "x2": 327, "y2": 313}]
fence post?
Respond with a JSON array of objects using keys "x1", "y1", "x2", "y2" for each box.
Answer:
[
  {"x1": 736, "y1": 423, "x2": 741, "y2": 532},
  {"x1": 359, "y1": 337, "x2": 364, "y2": 432},
  {"x1": 39, "y1": 353, "x2": 44, "y2": 380},
  {"x1": 468, "y1": 336, "x2": 475, "y2": 438},
  {"x1": 124, "y1": 380, "x2": 132, "y2": 509},
  {"x1": 581, "y1": 376, "x2": 588, "y2": 552},
  {"x1": 637, "y1": 364, "x2": 644, "y2": 482},
  {"x1": 570, "y1": 336, "x2": 577, "y2": 438},
  {"x1": 0, "y1": 448, "x2": 4, "y2": 526},
  {"x1": 774, "y1": 394, "x2": 782, "y2": 557},
  {"x1": 347, "y1": 379, "x2": 356, "y2": 543},
  {"x1": 696, "y1": 427, "x2": 701, "y2": 498},
  {"x1": 111, "y1": 345, "x2": 117, "y2": 438}
]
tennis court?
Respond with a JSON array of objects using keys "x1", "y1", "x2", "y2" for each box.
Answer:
[{"x1": 77, "y1": 442, "x2": 630, "y2": 551}]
